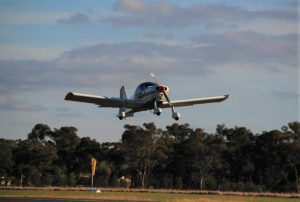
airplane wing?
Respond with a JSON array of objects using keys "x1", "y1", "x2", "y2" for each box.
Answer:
[
  {"x1": 160, "y1": 95, "x2": 229, "y2": 108},
  {"x1": 65, "y1": 92, "x2": 143, "y2": 108}
]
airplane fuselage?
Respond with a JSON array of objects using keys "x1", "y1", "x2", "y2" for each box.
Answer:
[{"x1": 133, "y1": 82, "x2": 167, "y2": 109}]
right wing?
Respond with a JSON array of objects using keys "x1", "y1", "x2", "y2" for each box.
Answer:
[{"x1": 65, "y1": 92, "x2": 143, "y2": 109}]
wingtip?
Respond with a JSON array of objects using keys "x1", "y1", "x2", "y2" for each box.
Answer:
[{"x1": 65, "y1": 92, "x2": 74, "y2": 100}]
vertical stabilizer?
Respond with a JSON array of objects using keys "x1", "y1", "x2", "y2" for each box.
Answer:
[
  {"x1": 120, "y1": 86, "x2": 127, "y2": 100},
  {"x1": 118, "y1": 86, "x2": 127, "y2": 120}
]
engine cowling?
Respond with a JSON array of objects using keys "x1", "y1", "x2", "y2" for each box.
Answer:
[{"x1": 156, "y1": 85, "x2": 169, "y2": 93}]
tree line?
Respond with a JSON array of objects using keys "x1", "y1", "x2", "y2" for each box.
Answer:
[{"x1": 0, "y1": 122, "x2": 299, "y2": 192}]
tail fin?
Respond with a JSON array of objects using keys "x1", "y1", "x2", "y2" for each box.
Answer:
[{"x1": 120, "y1": 86, "x2": 127, "y2": 100}]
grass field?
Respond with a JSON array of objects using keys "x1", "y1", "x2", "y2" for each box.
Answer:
[{"x1": 0, "y1": 189, "x2": 300, "y2": 202}]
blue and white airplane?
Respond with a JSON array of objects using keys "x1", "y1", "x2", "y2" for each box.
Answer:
[{"x1": 65, "y1": 74, "x2": 229, "y2": 120}]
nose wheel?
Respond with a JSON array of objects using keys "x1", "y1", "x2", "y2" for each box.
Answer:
[
  {"x1": 154, "y1": 109, "x2": 161, "y2": 116},
  {"x1": 153, "y1": 100, "x2": 162, "y2": 116}
]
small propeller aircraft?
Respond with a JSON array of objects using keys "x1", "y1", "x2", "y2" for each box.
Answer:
[{"x1": 65, "y1": 74, "x2": 229, "y2": 120}]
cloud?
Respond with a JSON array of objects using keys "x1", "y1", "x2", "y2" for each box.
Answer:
[
  {"x1": 0, "y1": 45, "x2": 63, "y2": 60},
  {"x1": 0, "y1": 31, "x2": 297, "y2": 95},
  {"x1": 115, "y1": 0, "x2": 149, "y2": 12},
  {"x1": 143, "y1": 32, "x2": 173, "y2": 39},
  {"x1": 100, "y1": 0, "x2": 297, "y2": 28},
  {"x1": 54, "y1": 107, "x2": 84, "y2": 117},
  {"x1": 0, "y1": 95, "x2": 8, "y2": 105},
  {"x1": 57, "y1": 13, "x2": 92, "y2": 25},
  {"x1": 192, "y1": 32, "x2": 299, "y2": 65},
  {"x1": 271, "y1": 90, "x2": 300, "y2": 99},
  {"x1": 0, "y1": 11, "x2": 70, "y2": 25},
  {"x1": 0, "y1": 95, "x2": 46, "y2": 111}
]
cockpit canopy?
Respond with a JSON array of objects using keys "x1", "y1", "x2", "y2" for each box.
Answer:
[{"x1": 134, "y1": 82, "x2": 158, "y2": 99}]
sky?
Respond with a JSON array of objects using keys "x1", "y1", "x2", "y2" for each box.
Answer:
[{"x1": 0, "y1": 0, "x2": 299, "y2": 142}]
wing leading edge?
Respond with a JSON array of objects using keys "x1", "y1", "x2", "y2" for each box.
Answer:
[
  {"x1": 65, "y1": 92, "x2": 143, "y2": 108},
  {"x1": 161, "y1": 95, "x2": 229, "y2": 108}
]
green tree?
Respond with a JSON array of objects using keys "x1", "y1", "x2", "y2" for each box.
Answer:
[
  {"x1": 166, "y1": 124, "x2": 194, "y2": 188},
  {"x1": 121, "y1": 123, "x2": 157, "y2": 188},
  {"x1": 282, "y1": 121, "x2": 300, "y2": 192},
  {"x1": 27, "y1": 124, "x2": 54, "y2": 144},
  {"x1": 14, "y1": 140, "x2": 58, "y2": 186},
  {"x1": 221, "y1": 126, "x2": 255, "y2": 184},
  {"x1": 151, "y1": 129, "x2": 175, "y2": 188},
  {"x1": 0, "y1": 139, "x2": 17, "y2": 178},
  {"x1": 95, "y1": 161, "x2": 112, "y2": 186},
  {"x1": 253, "y1": 130, "x2": 288, "y2": 191},
  {"x1": 101, "y1": 142, "x2": 125, "y2": 187},
  {"x1": 75, "y1": 137, "x2": 101, "y2": 175},
  {"x1": 51, "y1": 126, "x2": 80, "y2": 185}
]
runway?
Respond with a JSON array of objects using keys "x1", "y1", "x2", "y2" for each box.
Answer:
[
  {"x1": 0, "y1": 199, "x2": 92, "y2": 202},
  {"x1": 0, "y1": 198, "x2": 141, "y2": 202}
]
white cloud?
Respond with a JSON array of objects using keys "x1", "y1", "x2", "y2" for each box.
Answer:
[
  {"x1": 1, "y1": 31, "x2": 297, "y2": 94},
  {"x1": 0, "y1": 95, "x2": 8, "y2": 105},
  {"x1": 115, "y1": 0, "x2": 149, "y2": 13},
  {"x1": 57, "y1": 13, "x2": 92, "y2": 25},
  {"x1": 0, "y1": 45, "x2": 64, "y2": 60},
  {"x1": 0, "y1": 95, "x2": 46, "y2": 112},
  {"x1": 0, "y1": 11, "x2": 70, "y2": 25},
  {"x1": 237, "y1": 18, "x2": 298, "y2": 35},
  {"x1": 101, "y1": 1, "x2": 297, "y2": 28}
]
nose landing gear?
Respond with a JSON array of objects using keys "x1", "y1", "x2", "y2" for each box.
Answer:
[{"x1": 153, "y1": 100, "x2": 162, "y2": 116}]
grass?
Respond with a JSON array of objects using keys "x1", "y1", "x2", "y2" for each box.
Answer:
[{"x1": 0, "y1": 189, "x2": 299, "y2": 202}]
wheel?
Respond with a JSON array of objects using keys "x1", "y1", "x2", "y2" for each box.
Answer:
[
  {"x1": 172, "y1": 112, "x2": 180, "y2": 121},
  {"x1": 119, "y1": 117, "x2": 123, "y2": 120},
  {"x1": 153, "y1": 108, "x2": 162, "y2": 116}
]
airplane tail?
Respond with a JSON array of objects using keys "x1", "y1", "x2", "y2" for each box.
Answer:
[
  {"x1": 118, "y1": 86, "x2": 132, "y2": 120},
  {"x1": 120, "y1": 86, "x2": 127, "y2": 100}
]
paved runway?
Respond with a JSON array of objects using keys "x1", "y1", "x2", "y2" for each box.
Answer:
[
  {"x1": 0, "y1": 198, "x2": 140, "y2": 202},
  {"x1": 0, "y1": 199, "x2": 94, "y2": 202}
]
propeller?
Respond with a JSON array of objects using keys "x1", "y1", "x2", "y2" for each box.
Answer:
[{"x1": 150, "y1": 73, "x2": 171, "y2": 103}]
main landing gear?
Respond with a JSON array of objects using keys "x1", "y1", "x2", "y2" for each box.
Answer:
[
  {"x1": 118, "y1": 108, "x2": 126, "y2": 120},
  {"x1": 171, "y1": 106, "x2": 180, "y2": 121},
  {"x1": 153, "y1": 101, "x2": 180, "y2": 121}
]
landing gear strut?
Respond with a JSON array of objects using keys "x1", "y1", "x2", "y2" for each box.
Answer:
[
  {"x1": 171, "y1": 106, "x2": 180, "y2": 121},
  {"x1": 153, "y1": 100, "x2": 162, "y2": 116},
  {"x1": 117, "y1": 108, "x2": 126, "y2": 120}
]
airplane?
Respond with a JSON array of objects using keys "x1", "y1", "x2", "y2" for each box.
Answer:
[{"x1": 64, "y1": 74, "x2": 229, "y2": 120}]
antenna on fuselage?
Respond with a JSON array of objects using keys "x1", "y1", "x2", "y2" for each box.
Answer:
[{"x1": 150, "y1": 72, "x2": 159, "y2": 84}]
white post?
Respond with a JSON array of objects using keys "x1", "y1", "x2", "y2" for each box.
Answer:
[{"x1": 91, "y1": 174, "x2": 94, "y2": 188}]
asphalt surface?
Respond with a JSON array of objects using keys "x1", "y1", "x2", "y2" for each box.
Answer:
[
  {"x1": 0, "y1": 199, "x2": 142, "y2": 202},
  {"x1": 0, "y1": 199, "x2": 94, "y2": 202}
]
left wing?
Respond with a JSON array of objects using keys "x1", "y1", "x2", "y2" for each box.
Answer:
[
  {"x1": 65, "y1": 92, "x2": 143, "y2": 109},
  {"x1": 161, "y1": 95, "x2": 229, "y2": 108}
]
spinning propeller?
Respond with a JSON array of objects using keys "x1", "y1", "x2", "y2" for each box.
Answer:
[
  {"x1": 150, "y1": 73, "x2": 171, "y2": 103},
  {"x1": 150, "y1": 73, "x2": 181, "y2": 120}
]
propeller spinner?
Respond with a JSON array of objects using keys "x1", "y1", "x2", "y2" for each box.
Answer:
[{"x1": 151, "y1": 73, "x2": 171, "y2": 103}]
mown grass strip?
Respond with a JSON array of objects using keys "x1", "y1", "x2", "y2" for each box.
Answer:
[{"x1": 0, "y1": 189, "x2": 299, "y2": 202}]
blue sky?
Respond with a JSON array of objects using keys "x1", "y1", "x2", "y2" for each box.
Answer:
[{"x1": 0, "y1": 0, "x2": 299, "y2": 142}]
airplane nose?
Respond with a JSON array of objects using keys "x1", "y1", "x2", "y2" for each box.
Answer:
[{"x1": 156, "y1": 86, "x2": 169, "y2": 93}]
